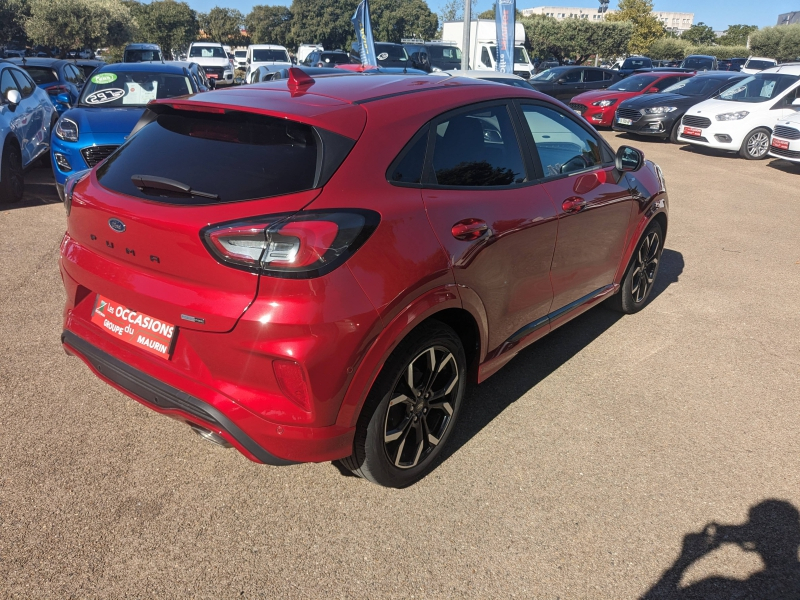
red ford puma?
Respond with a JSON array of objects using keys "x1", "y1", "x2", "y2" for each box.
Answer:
[{"x1": 60, "y1": 69, "x2": 668, "y2": 487}]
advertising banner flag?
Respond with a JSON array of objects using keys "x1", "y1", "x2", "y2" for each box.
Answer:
[
  {"x1": 351, "y1": 0, "x2": 378, "y2": 67},
  {"x1": 495, "y1": 0, "x2": 516, "y2": 73}
]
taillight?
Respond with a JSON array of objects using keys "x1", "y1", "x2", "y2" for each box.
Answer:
[
  {"x1": 47, "y1": 85, "x2": 70, "y2": 96},
  {"x1": 201, "y1": 210, "x2": 379, "y2": 278}
]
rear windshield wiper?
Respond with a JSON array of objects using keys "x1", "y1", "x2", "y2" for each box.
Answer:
[{"x1": 131, "y1": 174, "x2": 220, "y2": 201}]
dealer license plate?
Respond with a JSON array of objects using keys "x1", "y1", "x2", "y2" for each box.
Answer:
[
  {"x1": 772, "y1": 138, "x2": 790, "y2": 151},
  {"x1": 617, "y1": 118, "x2": 632, "y2": 126},
  {"x1": 91, "y1": 294, "x2": 176, "y2": 359},
  {"x1": 207, "y1": 73, "x2": 218, "y2": 79},
  {"x1": 683, "y1": 126, "x2": 702, "y2": 137}
]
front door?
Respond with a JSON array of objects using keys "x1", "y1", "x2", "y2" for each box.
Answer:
[
  {"x1": 516, "y1": 101, "x2": 636, "y2": 310},
  {"x1": 420, "y1": 102, "x2": 559, "y2": 351}
]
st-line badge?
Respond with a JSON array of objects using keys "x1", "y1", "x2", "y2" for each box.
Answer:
[{"x1": 91, "y1": 295, "x2": 176, "y2": 359}]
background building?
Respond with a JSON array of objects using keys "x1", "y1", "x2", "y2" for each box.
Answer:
[
  {"x1": 777, "y1": 11, "x2": 800, "y2": 25},
  {"x1": 521, "y1": 6, "x2": 695, "y2": 34}
]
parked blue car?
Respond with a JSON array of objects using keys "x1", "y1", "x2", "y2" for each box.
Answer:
[
  {"x1": 51, "y1": 62, "x2": 204, "y2": 199},
  {"x1": 1, "y1": 60, "x2": 57, "y2": 203},
  {"x1": 8, "y1": 57, "x2": 87, "y2": 115}
]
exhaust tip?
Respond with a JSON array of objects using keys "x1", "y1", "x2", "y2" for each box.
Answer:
[{"x1": 189, "y1": 424, "x2": 232, "y2": 448}]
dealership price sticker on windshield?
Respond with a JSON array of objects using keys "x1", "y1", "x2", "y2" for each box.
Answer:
[{"x1": 91, "y1": 295, "x2": 176, "y2": 359}]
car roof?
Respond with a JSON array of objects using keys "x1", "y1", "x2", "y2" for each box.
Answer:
[
  {"x1": 684, "y1": 55, "x2": 716, "y2": 59},
  {"x1": 96, "y1": 62, "x2": 186, "y2": 74},
  {"x1": 190, "y1": 42, "x2": 223, "y2": 47},
  {"x1": 126, "y1": 43, "x2": 160, "y2": 50},
  {"x1": 6, "y1": 57, "x2": 69, "y2": 67},
  {"x1": 746, "y1": 56, "x2": 776, "y2": 61},
  {"x1": 762, "y1": 64, "x2": 800, "y2": 75},
  {"x1": 438, "y1": 70, "x2": 524, "y2": 80},
  {"x1": 693, "y1": 71, "x2": 746, "y2": 79},
  {"x1": 250, "y1": 44, "x2": 288, "y2": 49}
]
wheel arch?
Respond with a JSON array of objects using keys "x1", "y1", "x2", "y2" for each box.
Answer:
[{"x1": 0, "y1": 132, "x2": 22, "y2": 182}]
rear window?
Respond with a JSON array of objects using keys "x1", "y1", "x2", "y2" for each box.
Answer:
[
  {"x1": 319, "y1": 53, "x2": 349, "y2": 65},
  {"x1": 744, "y1": 59, "x2": 776, "y2": 71},
  {"x1": 190, "y1": 46, "x2": 226, "y2": 59},
  {"x1": 21, "y1": 66, "x2": 58, "y2": 85},
  {"x1": 252, "y1": 49, "x2": 290, "y2": 62},
  {"x1": 79, "y1": 71, "x2": 193, "y2": 107},
  {"x1": 96, "y1": 109, "x2": 354, "y2": 204},
  {"x1": 124, "y1": 49, "x2": 163, "y2": 62}
]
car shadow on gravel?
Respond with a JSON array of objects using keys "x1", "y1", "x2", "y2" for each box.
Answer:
[
  {"x1": 1, "y1": 165, "x2": 61, "y2": 211},
  {"x1": 333, "y1": 249, "x2": 684, "y2": 481},
  {"x1": 639, "y1": 499, "x2": 800, "y2": 599},
  {"x1": 765, "y1": 158, "x2": 800, "y2": 175},
  {"x1": 678, "y1": 144, "x2": 741, "y2": 160},
  {"x1": 432, "y1": 248, "x2": 685, "y2": 477}
]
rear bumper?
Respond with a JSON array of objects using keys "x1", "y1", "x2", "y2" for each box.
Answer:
[{"x1": 62, "y1": 330, "x2": 297, "y2": 465}]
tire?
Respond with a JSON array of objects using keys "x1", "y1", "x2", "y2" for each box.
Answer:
[
  {"x1": 739, "y1": 127, "x2": 771, "y2": 160},
  {"x1": 669, "y1": 119, "x2": 681, "y2": 144},
  {"x1": 606, "y1": 221, "x2": 664, "y2": 314},
  {"x1": 340, "y1": 321, "x2": 467, "y2": 488},
  {"x1": 0, "y1": 140, "x2": 24, "y2": 204}
]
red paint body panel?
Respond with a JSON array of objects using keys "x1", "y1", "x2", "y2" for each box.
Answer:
[{"x1": 61, "y1": 74, "x2": 669, "y2": 466}]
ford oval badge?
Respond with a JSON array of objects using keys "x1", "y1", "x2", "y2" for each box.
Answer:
[{"x1": 108, "y1": 218, "x2": 126, "y2": 233}]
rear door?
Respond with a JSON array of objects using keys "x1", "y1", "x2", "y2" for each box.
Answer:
[
  {"x1": 516, "y1": 100, "x2": 636, "y2": 311},
  {"x1": 419, "y1": 101, "x2": 559, "y2": 351},
  {"x1": 582, "y1": 68, "x2": 608, "y2": 92},
  {"x1": 554, "y1": 69, "x2": 583, "y2": 100}
]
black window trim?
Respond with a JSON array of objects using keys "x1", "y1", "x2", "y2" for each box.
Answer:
[
  {"x1": 8, "y1": 67, "x2": 33, "y2": 98},
  {"x1": 420, "y1": 99, "x2": 534, "y2": 190},
  {"x1": 385, "y1": 123, "x2": 430, "y2": 188},
  {"x1": 511, "y1": 98, "x2": 617, "y2": 184}
]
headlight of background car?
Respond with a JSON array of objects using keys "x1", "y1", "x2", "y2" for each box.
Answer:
[
  {"x1": 592, "y1": 99, "x2": 617, "y2": 107},
  {"x1": 715, "y1": 111, "x2": 749, "y2": 121},
  {"x1": 55, "y1": 117, "x2": 79, "y2": 142},
  {"x1": 643, "y1": 106, "x2": 677, "y2": 114}
]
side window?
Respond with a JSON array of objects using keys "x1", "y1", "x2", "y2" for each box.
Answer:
[
  {"x1": 563, "y1": 69, "x2": 581, "y2": 83},
  {"x1": 389, "y1": 126, "x2": 429, "y2": 184},
  {"x1": 584, "y1": 69, "x2": 603, "y2": 82},
  {"x1": 70, "y1": 64, "x2": 86, "y2": 85},
  {"x1": 481, "y1": 47, "x2": 491, "y2": 67},
  {"x1": 652, "y1": 76, "x2": 680, "y2": 91},
  {"x1": 521, "y1": 104, "x2": 604, "y2": 177},
  {"x1": 603, "y1": 71, "x2": 614, "y2": 81},
  {"x1": 430, "y1": 105, "x2": 526, "y2": 187},
  {"x1": 0, "y1": 69, "x2": 19, "y2": 98},
  {"x1": 62, "y1": 65, "x2": 77, "y2": 85},
  {"x1": 8, "y1": 69, "x2": 33, "y2": 98}
]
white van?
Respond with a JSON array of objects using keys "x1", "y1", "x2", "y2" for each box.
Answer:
[{"x1": 245, "y1": 44, "x2": 292, "y2": 83}]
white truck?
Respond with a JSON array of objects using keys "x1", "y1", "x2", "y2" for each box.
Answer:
[{"x1": 441, "y1": 19, "x2": 534, "y2": 79}]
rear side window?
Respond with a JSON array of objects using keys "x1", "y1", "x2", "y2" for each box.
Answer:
[
  {"x1": 430, "y1": 105, "x2": 526, "y2": 187},
  {"x1": 584, "y1": 69, "x2": 603, "y2": 82},
  {"x1": 389, "y1": 127, "x2": 428, "y2": 184},
  {"x1": 97, "y1": 109, "x2": 348, "y2": 204}
]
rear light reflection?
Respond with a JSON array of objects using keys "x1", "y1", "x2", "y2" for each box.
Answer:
[
  {"x1": 273, "y1": 360, "x2": 311, "y2": 412},
  {"x1": 201, "y1": 210, "x2": 379, "y2": 279}
]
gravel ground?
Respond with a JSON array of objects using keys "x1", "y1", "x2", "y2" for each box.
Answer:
[{"x1": 1, "y1": 132, "x2": 799, "y2": 599}]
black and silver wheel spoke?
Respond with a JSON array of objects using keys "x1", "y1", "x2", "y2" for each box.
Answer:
[
  {"x1": 384, "y1": 345, "x2": 460, "y2": 470},
  {"x1": 632, "y1": 232, "x2": 660, "y2": 304}
]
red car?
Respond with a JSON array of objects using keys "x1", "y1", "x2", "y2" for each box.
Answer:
[
  {"x1": 60, "y1": 69, "x2": 669, "y2": 487},
  {"x1": 569, "y1": 71, "x2": 694, "y2": 127}
]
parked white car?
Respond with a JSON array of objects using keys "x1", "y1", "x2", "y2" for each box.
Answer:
[
  {"x1": 768, "y1": 112, "x2": 800, "y2": 163},
  {"x1": 245, "y1": 44, "x2": 292, "y2": 83},
  {"x1": 297, "y1": 44, "x2": 323, "y2": 65},
  {"x1": 188, "y1": 42, "x2": 234, "y2": 85},
  {"x1": 233, "y1": 49, "x2": 247, "y2": 70},
  {"x1": 677, "y1": 65, "x2": 800, "y2": 159},
  {"x1": 740, "y1": 57, "x2": 778, "y2": 75}
]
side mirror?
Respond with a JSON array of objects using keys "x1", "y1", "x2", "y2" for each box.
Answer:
[
  {"x1": 5, "y1": 89, "x2": 22, "y2": 107},
  {"x1": 646, "y1": 87, "x2": 660, "y2": 93},
  {"x1": 792, "y1": 98, "x2": 800, "y2": 107},
  {"x1": 246, "y1": 58, "x2": 251, "y2": 64},
  {"x1": 616, "y1": 145, "x2": 644, "y2": 172},
  {"x1": 56, "y1": 93, "x2": 71, "y2": 107},
  {"x1": 557, "y1": 78, "x2": 567, "y2": 84}
]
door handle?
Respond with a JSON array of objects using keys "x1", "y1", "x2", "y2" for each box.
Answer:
[
  {"x1": 451, "y1": 218, "x2": 489, "y2": 241},
  {"x1": 562, "y1": 197, "x2": 587, "y2": 213}
]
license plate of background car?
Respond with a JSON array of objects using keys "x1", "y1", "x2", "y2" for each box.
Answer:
[
  {"x1": 90, "y1": 294, "x2": 176, "y2": 359},
  {"x1": 772, "y1": 139, "x2": 789, "y2": 150},
  {"x1": 683, "y1": 126, "x2": 702, "y2": 137},
  {"x1": 617, "y1": 118, "x2": 632, "y2": 125}
]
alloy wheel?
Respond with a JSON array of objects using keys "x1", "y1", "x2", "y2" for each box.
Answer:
[
  {"x1": 747, "y1": 132, "x2": 769, "y2": 158},
  {"x1": 383, "y1": 346, "x2": 459, "y2": 469},
  {"x1": 631, "y1": 231, "x2": 660, "y2": 304},
  {"x1": 8, "y1": 147, "x2": 24, "y2": 199}
]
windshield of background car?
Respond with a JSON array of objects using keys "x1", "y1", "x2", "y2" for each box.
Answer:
[
  {"x1": 252, "y1": 49, "x2": 290, "y2": 62},
  {"x1": 97, "y1": 111, "x2": 319, "y2": 204},
  {"x1": 190, "y1": 46, "x2": 227, "y2": 59},
  {"x1": 717, "y1": 74, "x2": 798, "y2": 103},
  {"x1": 319, "y1": 53, "x2": 349, "y2": 64},
  {"x1": 490, "y1": 46, "x2": 530, "y2": 64},
  {"x1": 607, "y1": 74, "x2": 658, "y2": 92},
  {"x1": 622, "y1": 58, "x2": 650, "y2": 69},
  {"x1": 661, "y1": 76, "x2": 727, "y2": 96},
  {"x1": 125, "y1": 49, "x2": 162, "y2": 62},
  {"x1": 744, "y1": 60, "x2": 776, "y2": 70},
  {"x1": 682, "y1": 57, "x2": 714, "y2": 70},
  {"x1": 375, "y1": 44, "x2": 408, "y2": 61},
  {"x1": 21, "y1": 66, "x2": 58, "y2": 85},
  {"x1": 428, "y1": 46, "x2": 461, "y2": 62},
  {"x1": 532, "y1": 68, "x2": 567, "y2": 81},
  {"x1": 234, "y1": 51, "x2": 246, "y2": 58},
  {"x1": 79, "y1": 72, "x2": 193, "y2": 107}
]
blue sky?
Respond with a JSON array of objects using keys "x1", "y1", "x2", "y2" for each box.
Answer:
[{"x1": 183, "y1": 0, "x2": 795, "y2": 31}]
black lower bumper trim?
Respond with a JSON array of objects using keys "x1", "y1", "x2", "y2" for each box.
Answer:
[{"x1": 62, "y1": 330, "x2": 298, "y2": 466}]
